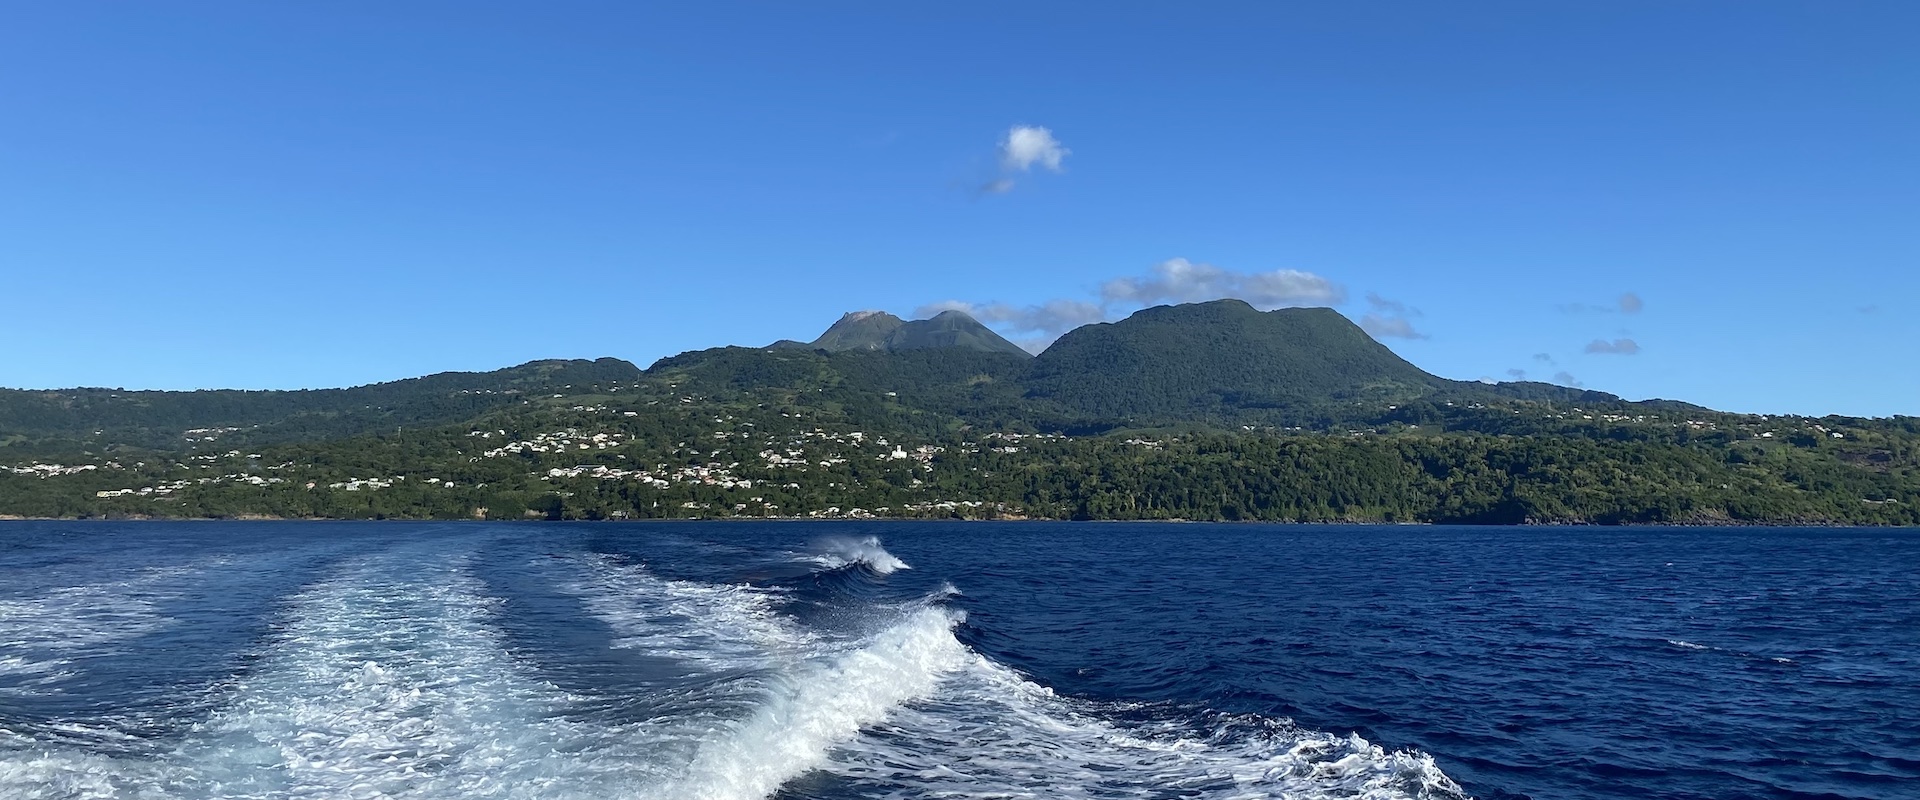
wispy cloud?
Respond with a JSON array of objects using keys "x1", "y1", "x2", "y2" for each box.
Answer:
[
  {"x1": 1357, "y1": 292, "x2": 1425, "y2": 340},
  {"x1": 1559, "y1": 292, "x2": 1646, "y2": 315},
  {"x1": 1100, "y1": 258, "x2": 1344, "y2": 308},
  {"x1": 1584, "y1": 338, "x2": 1641, "y2": 355},
  {"x1": 1360, "y1": 316, "x2": 1423, "y2": 339},
  {"x1": 1553, "y1": 371, "x2": 1584, "y2": 387},
  {"x1": 919, "y1": 257, "x2": 1346, "y2": 352},
  {"x1": 981, "y1": 124, "x2": 1069, "y2": 194},
  {"x1": 1506, "y1": 368, "x2": 1528, "y2": 380},
  {"x1": 1533, "y1": 353, "x2": 1555, "y2": 364},
  {"x1": 915, "y1": 298, "x2": 1107, "y2": 343}
]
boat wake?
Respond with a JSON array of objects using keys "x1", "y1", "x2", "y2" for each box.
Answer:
[
  {"x1": 0, "y1": 565, "x2": 199, "y2": 696},
  {"x1": 826, "y1": 655, "x2": 1465, "y2": 800},
  {"x1": 0, "y1": 538, "x2": 1465, "y2": 800}
]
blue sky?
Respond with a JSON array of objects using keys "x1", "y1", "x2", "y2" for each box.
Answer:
[{"x1": 3, "y1": 2, "x2": 1915, "y2": 416}]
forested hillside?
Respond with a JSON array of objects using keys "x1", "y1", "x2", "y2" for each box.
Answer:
[
  {"x1": 0, "y1": 359, "x2": 641, "y2": 450},
  {"x1": 1025, "y1": 301, "x2": 1442, "y2": 419},
  {"x1": 2, "y1": 303, "x2": 1916, "y2": 524}
]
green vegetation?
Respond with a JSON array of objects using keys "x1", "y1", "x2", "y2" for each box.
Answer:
[
  {"x1": 0, "y1": 358, "x2": 641, "y2": 450},
  {"x1": 1026, "y1": 300, "x2": 1441, "y2": 420},
  {"x1": 2, "y1": 303, "x2": 1916, "y2": 525}
]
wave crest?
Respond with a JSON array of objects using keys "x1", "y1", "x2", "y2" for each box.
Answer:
[
  {"x1": 806, "y1": 536, "x2": 911, "y2": 575},
  {"x1": 660, "y1": 606, "x2": 967, "y2": 800}
]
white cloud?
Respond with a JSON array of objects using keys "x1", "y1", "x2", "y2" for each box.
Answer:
[
  {"x1": 918, "y1": 299, "x2": 1106, "y2": 336},
  {"x1": 980, "y1": 125, "x2": 1069, "y2": 194},
  {"x1": 919, "y1": 258, "x2": 1344, "y2": 353},
  {"x1": 1584, "y1": 338, "x2": 1641, "y2": 355},
  {"x1": 1000, "y1": 125, "x2": 1069, "y2": 172},
  {"x1": 1100, "y1": 258, "x2": 1344, "y2": 309},
  {"x1": 914, "y1": 298, "x2": 1107, "y2": 353}
]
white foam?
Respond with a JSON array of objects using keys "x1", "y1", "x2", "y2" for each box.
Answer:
[
  {"x1": 0, "y1": 743, "x2": 138, "y2": 800},
  {"x1": 558, "y1": 556, "x2": 986, "y2": 800},
  {"x1": 564, "y1": 554, "x2": 809, "y2": 669},
  {"x1": 658, "y1": 606, "x2": 969, "y2": 800},
  {"x1": 0, "y1": 566, "x2": 198, "y2": 694},
  {"x1": 820, "y1": 642, "x2": 1470, "y2": 800},
  {"x1": 807, "y1": 535, "x2": 911, "y2": 575},
  {"x1": 1, "y1": 549, "x2": 1467, "y2": 800},
  {"x1": 3, "y1": 552, "x2": 666, "y2": 800},
  {"x1": 162, "y1": 554, "x2": 645, "y2": 799}
]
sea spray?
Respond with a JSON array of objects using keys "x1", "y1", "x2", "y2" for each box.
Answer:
[{"x1": 806, "y1": 536, "x2": 912, "y2": 575}]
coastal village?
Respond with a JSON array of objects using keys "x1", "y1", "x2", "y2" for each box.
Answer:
[{"x1": 0, "y1": 389, "x2": 1901, "y2": 522}]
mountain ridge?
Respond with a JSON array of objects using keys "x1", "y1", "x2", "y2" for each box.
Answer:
[
  {"x1": 0, "y1": 358, "x2": 642, "y2": 450},
  {"x1": 0, "y1": 302, "x2": 1767, "y2": 445},
  {"x1": 3, "y1": 301, "x2": 1916, "y2": 525},
  {"x1": 784, "y1": 309, "x2": 1031, "y2": 357}
]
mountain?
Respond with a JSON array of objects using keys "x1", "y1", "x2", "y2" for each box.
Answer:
[
  {"x1": 885, "y1": 310, "x2": 1032, "y2": 356},
  {"x1": 0, "y1": 302, "x2": 1682, "y2": 451},
  {"x1": 1024, "y1": 300, "x2": 1447, "y2": 420},
  {"x1": 795, "y1": 310, "x2": 1030, "y2": 357},
  {"x1": 807, "y1": 310, "x2": 906, "y2": 351},
  {"x1": 698, "y1": 301, "x2": 1680, "y2": 430}
]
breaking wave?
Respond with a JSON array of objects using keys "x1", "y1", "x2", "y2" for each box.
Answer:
[
  {"x1": 805, "y1": 536, "x2": 912, "y2": 575},
  {"x1": 660, "y1": 607, "x2": 969, "y2": 800}
]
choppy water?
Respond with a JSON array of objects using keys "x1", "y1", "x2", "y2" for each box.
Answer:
[{"x1": 1, "y1": 522, "x2": 1915, "y2": 800}]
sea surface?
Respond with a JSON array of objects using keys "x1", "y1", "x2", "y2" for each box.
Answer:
[{"x1": 1, "y1": 522, "x2": 1915, "y2": 800}]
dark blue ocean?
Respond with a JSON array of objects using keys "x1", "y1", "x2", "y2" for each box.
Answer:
[{"x1": 1, "y1": 522, "x2": 1915, "y2": 800}]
